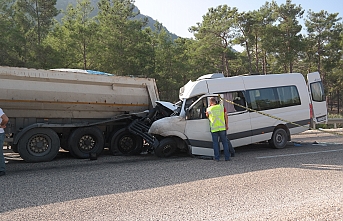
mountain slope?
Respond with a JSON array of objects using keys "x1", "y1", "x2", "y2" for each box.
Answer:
[{"x1": 56, "y1": 0, "x2": 178, "y2": 40}]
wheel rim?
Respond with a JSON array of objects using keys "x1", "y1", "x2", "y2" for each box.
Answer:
[
  {"x1": 275, "y1": 133, "x2": 284, "y2": 144},
  {"x1": 118, "y1": 135, "x2": 135, "y2": 153},
  {"x1": 162, "y1": 144, "x2": 173, "y2": 155},
  {"x1": 78, "y1": 135, "x2": 96, "y2": 151},
  {"x1": 27, "y1": 134, "x2": 51, "y2": 156}
]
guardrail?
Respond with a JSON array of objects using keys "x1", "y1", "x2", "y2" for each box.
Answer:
[{"x1": 326, "y1": 118, "x2": 343, "y2": 128}]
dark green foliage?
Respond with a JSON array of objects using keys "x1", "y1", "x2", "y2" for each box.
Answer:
[
  {"x1": 190, "y1": 5, "x2": 239, "y2": 77},
  {"x1": 0, "y1": 0, "x2": 342, "y2": 102},
  {"x1": 270, "y1": 0, "x2": 305, "y2": 73},
  {"x1": 0, "y1": 0, "x2": 26, "y2": 66}
]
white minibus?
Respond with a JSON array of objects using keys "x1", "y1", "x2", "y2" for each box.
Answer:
[{"x1": 149, "y1": 72, "x2": 327, "y2": 157}]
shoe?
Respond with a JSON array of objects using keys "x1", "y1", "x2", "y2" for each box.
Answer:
[
  {"x1": 231, "y1": 152, "x2": 235, "y2": 157},
  {"x1": 0, "y1": 171, "x2": 6, "y2": 176},
  {"x1": 214, "y1": 159, "x2": 220, "y2": 162},
  {"x1": 225, "y1": 158, "x2": 231, "y2": 161}
]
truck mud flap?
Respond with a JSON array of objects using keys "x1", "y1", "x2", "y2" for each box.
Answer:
[{"x1": 128, "y1": 119, "x2": 159, "y2": 148}]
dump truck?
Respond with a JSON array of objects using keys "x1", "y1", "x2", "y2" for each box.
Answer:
[{"x1": 0, "y1": 66, "x2": 177, "y2": 162}]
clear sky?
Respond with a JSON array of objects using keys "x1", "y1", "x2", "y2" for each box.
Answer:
[{"x1": 134, "y1": 0, "x2": 343, "y2": 38}]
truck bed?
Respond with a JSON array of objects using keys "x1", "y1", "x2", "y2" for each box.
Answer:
[{"x1": 0, "y1": 67, "x2": 159, "y2": 119}]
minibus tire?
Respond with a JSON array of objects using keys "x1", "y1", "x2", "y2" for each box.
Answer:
[
  {"x1": 270, "y1": 128, "x2": 288, "y2": 149},
  {"x1": 154, "y1": 138, "x2": 177, "y2": 158}
]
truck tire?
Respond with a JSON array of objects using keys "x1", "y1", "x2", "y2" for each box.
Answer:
[
  {"x1": 154, "y1": 138, "x2": 177, "y2": 158},
  {"x1": 18, "y1": 128, "x2": 60, "y2": 162},
  {"x1": 110, "y1": 128, "x2": 143, "y2": 155},
  {"x1": 68, "y1": 127, "x2": 104, "y2": 159},
  {"x1": 270, "y1": 128, "x2": 288, "y2": 149}
]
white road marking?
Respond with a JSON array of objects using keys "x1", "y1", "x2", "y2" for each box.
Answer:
[
  {"x1": 256, "y1": 148, "x2": 343, "y2": 159},
  {"x1": 302, "y1": 164, "x2": 343, "y2": 170}
]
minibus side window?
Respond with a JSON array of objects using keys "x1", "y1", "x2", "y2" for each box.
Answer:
[
  {"x1": 277, "y1": 86, "x2": 301, "y2": 107},
  {"x1": 184, "y1": 95, "x2": 203, "y2": 111},
  {"x1": 223, "y1": 92, "x2": 235, "y2": 113},
  {"x1": 310, "y1": 82, "x2": 325, "y2": 102},
  {"x1": 247, "y1": 85, "x2": 301, "y2": 111},
  {"x1": 233, "y1": 91, "x2": 246, "y2": 111},
  {"x1": 187, "y1": 97, "x2": 208, "y2": 120},
  {"x1": 247, "y1": 88, "x2": 280, "y2": 111},
  {"x1": 222, "y1": 91, "x2": 247, "y2": 113}
]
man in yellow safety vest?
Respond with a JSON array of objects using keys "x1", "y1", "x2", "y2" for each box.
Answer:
[{"x1": 206, "y1": 97, "x2": 231, "y2": 161}]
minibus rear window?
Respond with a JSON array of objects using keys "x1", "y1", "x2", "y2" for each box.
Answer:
[{"x1": 310, "y1": 82, "x2": 325, "y2": 102}]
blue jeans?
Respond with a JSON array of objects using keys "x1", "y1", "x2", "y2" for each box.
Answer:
[
  {"x1": 221, "y1": 136, "x2": 235, "y2": 155},
  {"x1": 0, "y1": 133, "x2": 5, "y2": 172},
  {"x1": 211, "y1": 130, "x2": 230, "y2": 161}
]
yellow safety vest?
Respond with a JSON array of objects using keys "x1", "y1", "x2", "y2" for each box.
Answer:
[{"x1": 207, "y1": 104, "x2": 226, "y2": 132}]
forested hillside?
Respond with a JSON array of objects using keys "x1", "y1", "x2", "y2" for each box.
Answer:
[
  {"x1": 0, "y1": 0, "x2": 342, "y2": 102},
  {"x1": 55, "y1": 0, "x2": 178, "y2": 39}
]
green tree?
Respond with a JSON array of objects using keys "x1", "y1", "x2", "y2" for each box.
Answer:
[
  {"x1": 0, "y1": 0, "x2": 26, "y2": 66},
  {"x1": 96, "y1": 0, "x2": 149, "y2": 76},
  {"x1": 185, "y1": 36, "x2": 220, "y2": 77},
  {"x1": 148, "y1": 22, "x2": 192, "y2": 101},
  {"x1": 13, "y1": 0, "x2": 59, "y2": 67},
  {"x1": 190, "y1": 5, "x2": 239, "y2": 76},
  {"x1": 254, "y1": 2, "x2": 278, "y2": 74},
  {"x1": 235, "y1": 4, "x2": 276, "y2": 74},
  {"x1": 235, "y1": 11, "x2": 255, "y2": 73},
  {"x1": 45, "y1": 0, "x2": 98, "y2": 69},
  {"x1": 305, "y1": 10, "x2": 342, "y2": 81},
  {"x1": 271, "y1": 0, "x2": 304, "y2": 73},
  {"x1": 173, "y1": 38, "x2": 196, "y2": 84},
  {"x1": 148, "y1": 21, "x2": 173, "y2": 99}
]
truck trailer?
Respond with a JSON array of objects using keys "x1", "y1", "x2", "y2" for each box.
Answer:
[{"x1": 0, "y1": 66, "x2": 170, "y2": 162}]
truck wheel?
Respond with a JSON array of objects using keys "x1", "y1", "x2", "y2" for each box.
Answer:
[
  {"x1": 270, "y1": 128, "x2": 288, "y2": 149},
  {"x1": 154, "y1": 138, "x2": 177, "y2": 158},
  {"x1": 18, "y1": 128, "x2": 60, "y2": 162},
  {"x1": 68, "y1": 127, "x2": 104, "y2": 159},
  {"x1": 110, "y1": 128, "x2": 143, "y2": 155}
]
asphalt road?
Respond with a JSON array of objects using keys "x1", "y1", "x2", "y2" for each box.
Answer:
[{"x1": 1, "y1": 129, "x2": 343, "y2": 220}]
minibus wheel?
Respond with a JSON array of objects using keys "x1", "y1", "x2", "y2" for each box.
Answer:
[
  {"x1": 154, "y1": 138, "x2": 177, "y2": 157},
  {"x1": 270, "y1": 128, "x2": 288, "y2": 149}
]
